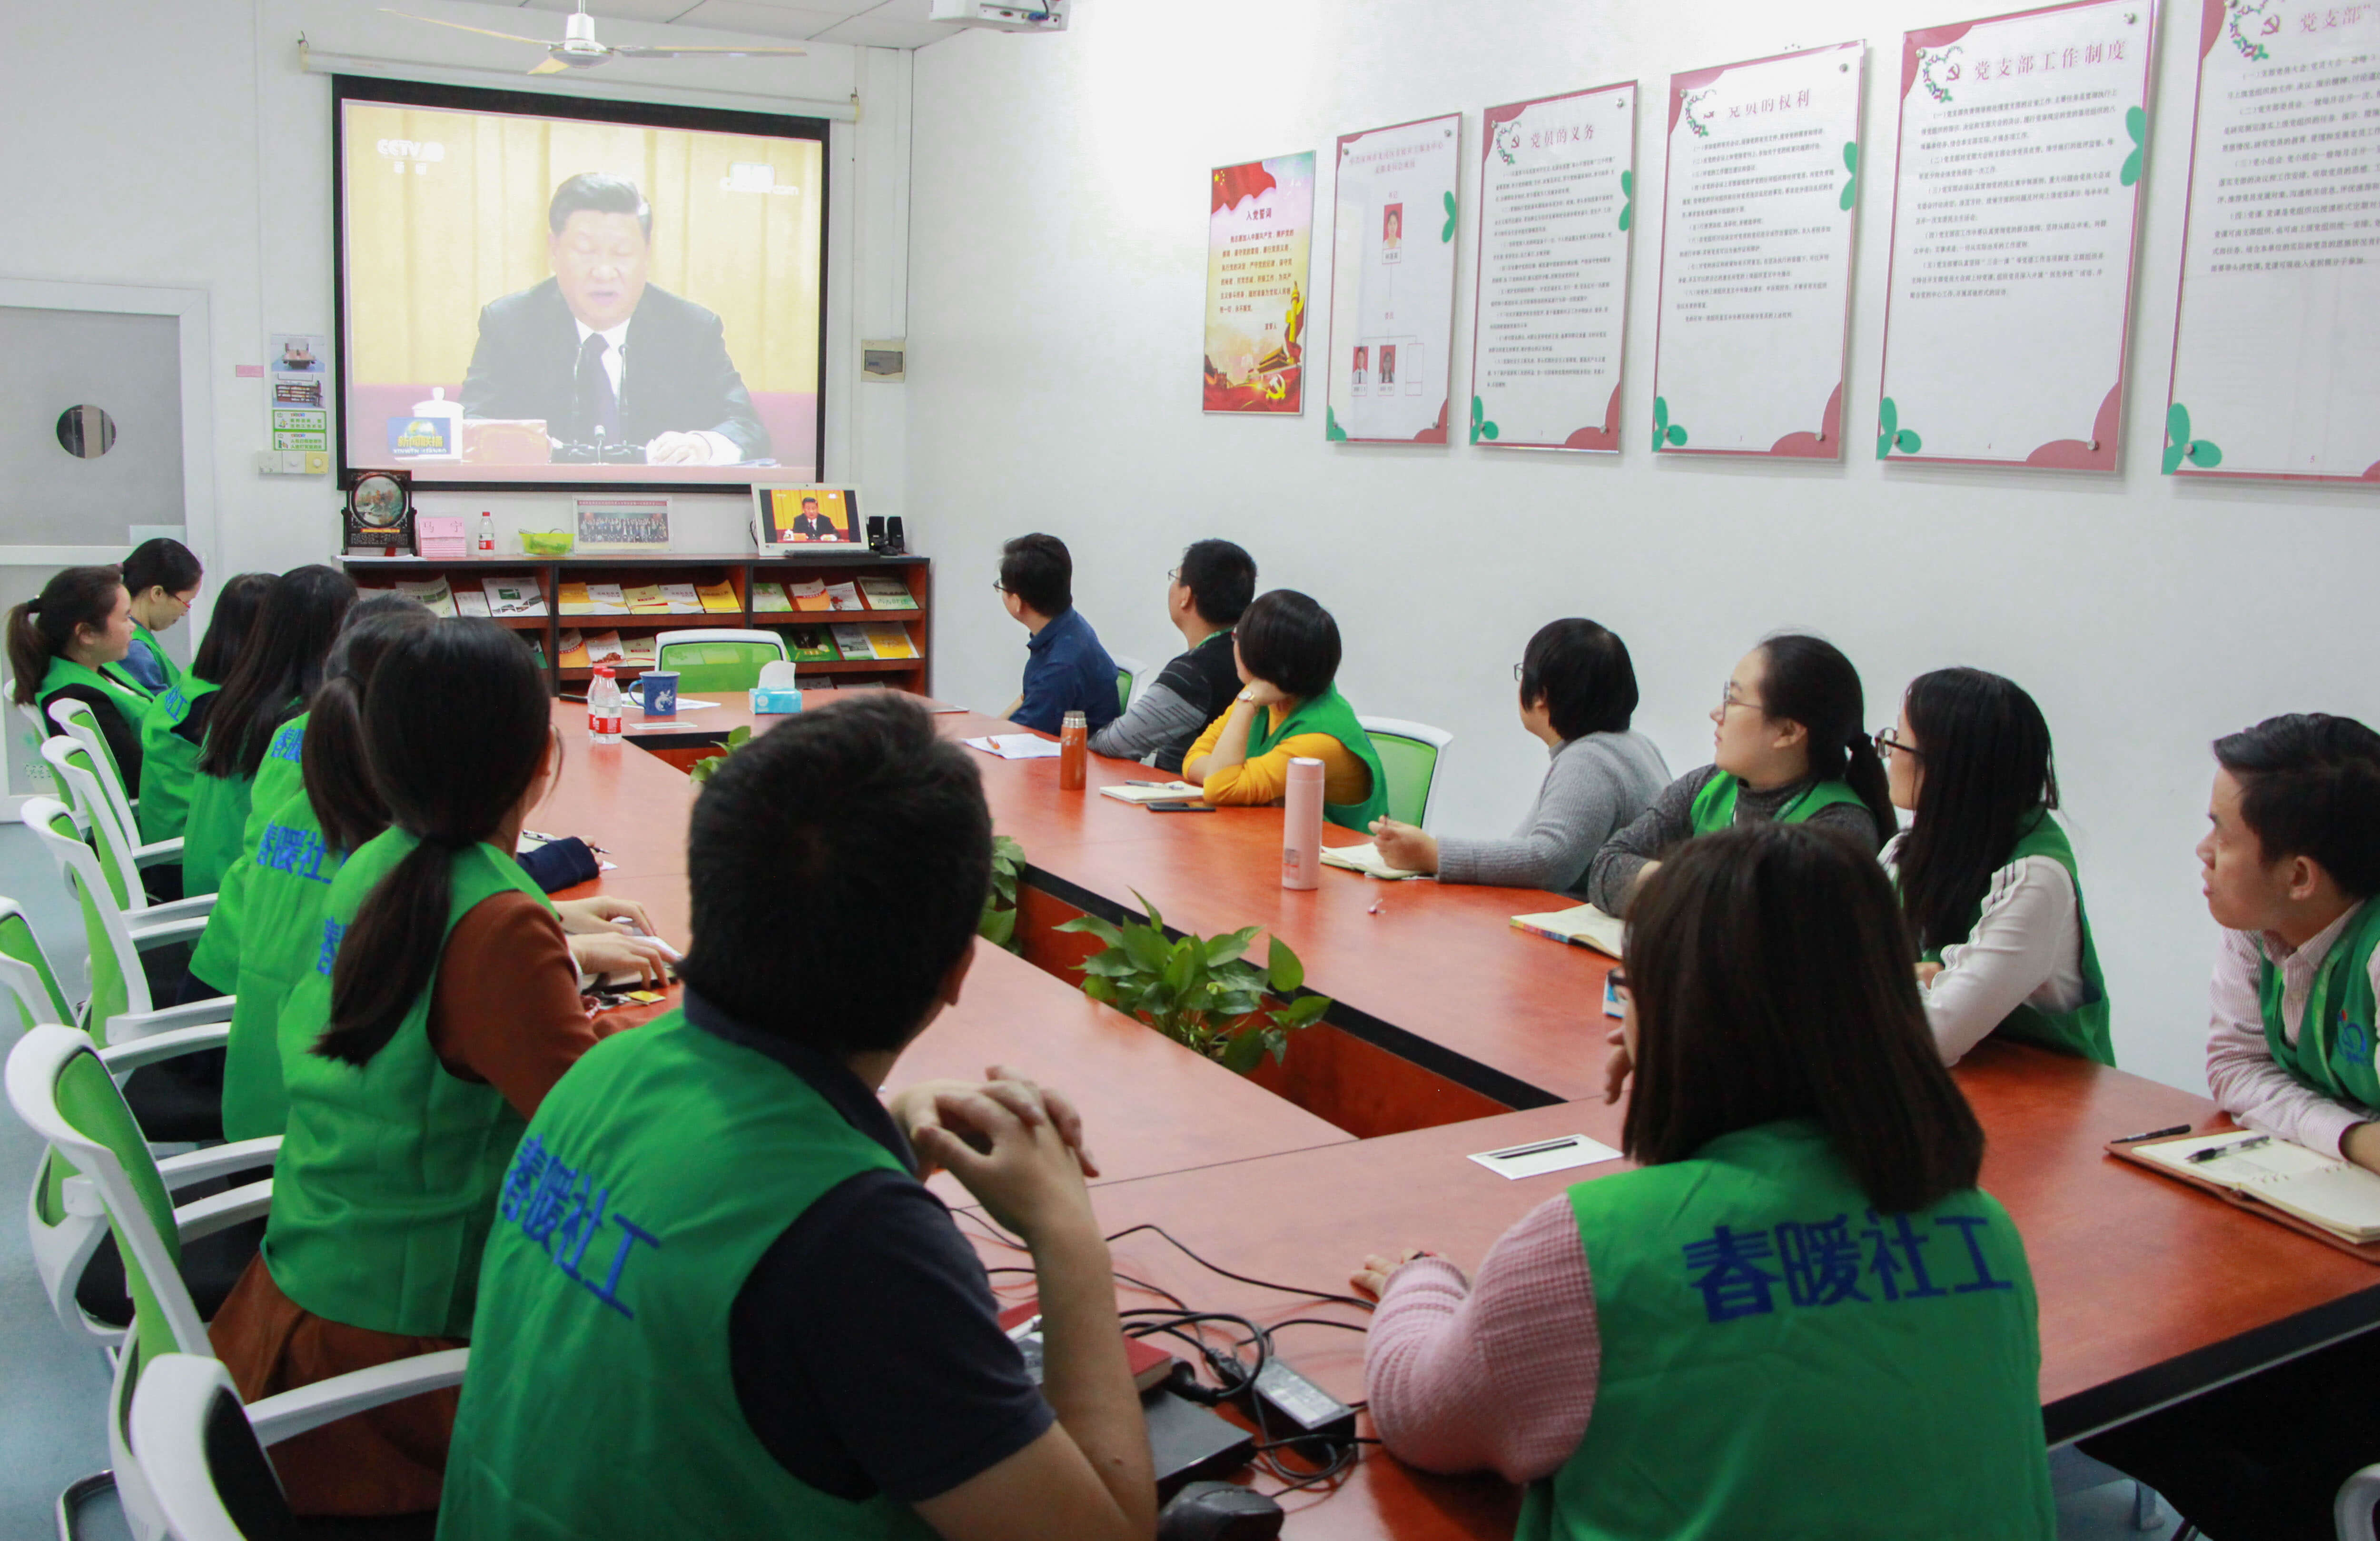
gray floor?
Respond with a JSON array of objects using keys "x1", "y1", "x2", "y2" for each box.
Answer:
[{"x1": 0, "y1": 821, "x2": 2174, "y2": 1541}]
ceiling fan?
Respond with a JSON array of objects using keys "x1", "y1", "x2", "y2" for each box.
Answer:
[{"x1": 381, "y1": 2, "x2": 807, "y2": 73}]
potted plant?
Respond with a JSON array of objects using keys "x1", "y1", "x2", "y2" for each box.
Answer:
[{"x1": 1057, "y1": 894, "x2": 1329, "y2": 1072}]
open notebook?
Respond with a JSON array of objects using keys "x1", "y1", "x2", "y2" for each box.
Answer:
[
  {"x1": 1097, "y1": 781, "x2": 1202, "y2": 805},
  {"x1": 1318, "y1": 841, "x2": 1423, "y2": 880},
  {"x1": 2118, "y1": 1130, "x2": 2380, "y2": 1249},
  {"x1": 1509, "y1": 903, "x2": 1626, "y2": 960}
]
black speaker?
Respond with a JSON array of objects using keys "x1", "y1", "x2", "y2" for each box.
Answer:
[
  {"x1": 866, "y1": 515, "x2": 887, "y2": 553},
  {"x1": 884, "y1": 516, "x2": 907, "y2": 555}
]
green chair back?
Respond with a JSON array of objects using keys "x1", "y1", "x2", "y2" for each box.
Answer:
[
  {"x1": 0, "y1": 901, "x2": 74, "y2": 1034},
  {"x1": 37, "y1": 804, "x2": 132, "y2": 1044},
  {"x1": 1361, "y1": 722, "x2": 1452, "y2": 830},
  {"x1": 56, "y1": 1047, "x2": 187, "y2": 1367},
  {"x1": 1110, "y1": 654, "x2": 1146, "y2": 717},
  {"x1": 656, "y1": 640, "x2": 784, "y2": 693}
]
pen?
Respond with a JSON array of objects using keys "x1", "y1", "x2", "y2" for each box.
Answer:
[
  {"x1": 2188, "y1": 1135, "x2": 2271, "y2": 1163},
  {"x1": 1489, "y1": 1136, "x2": 1583, "y2": 1161},
  {"x1": 2113, "y1": 1123, "x2": 2192, "y2": 1143}
]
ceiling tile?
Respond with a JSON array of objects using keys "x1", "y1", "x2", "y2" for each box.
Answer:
[
  {"x1": 666, "y1": 0, "x2": 852, "y2": 36},
  {"x1": 518, "y1": 0, "x2": 702, "y2": 22},
  {"x1": 687, "y1": 0, "x2": 887, "y2": 15},
  {"x1": 855, "y1": 0, "x2": 940, "y2": 20},
  {"x1": 810, "y1": 11, "x2": 959, "y2": 48}
]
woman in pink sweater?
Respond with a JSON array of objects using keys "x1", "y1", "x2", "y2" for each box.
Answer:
[{"x1": 1353, "y1": 823, "x2": 2057, "y2": 1539}]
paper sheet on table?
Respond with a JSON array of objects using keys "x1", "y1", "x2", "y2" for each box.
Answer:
[
  {"x1": 1319, "y1": 841, "x2": 1423, "y2": 880},
  {"x1": 963, "y1": 734, "x2": 1064, "y2": 760},
  {"x1": 629, "y1": 698, "x2": 721, "y2": 713},
  {"x1": 1468, "y1": 1134, "x2": 1624, "y2": 1181}
]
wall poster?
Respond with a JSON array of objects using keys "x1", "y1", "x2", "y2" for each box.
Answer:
[
  {"x1": 1470, "y1": 82, "x2": 1639, "y2": 451},
  {"x1": 2165, "y1": 0, "x2": 2380, "y2": 482},
  {"x1": 1877, "y1": 0, "x2": 2157, "y2": 469},
  {"x1": 1205, "y1": 152, "x2": 1315, "y2": 414},
  {"x1": 1651, "y1": 41, "x2": 1868, "y2": 458},
  {"x1": 1326, "y1": 113, "x2": 1462, "y2": 444}
]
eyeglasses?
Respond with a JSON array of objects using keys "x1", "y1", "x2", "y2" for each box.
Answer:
[
  {"x1": 1717, "y1": 684, "x2": 1762, "y2": 716},
  {"x1": 990, "y1": 580, "x2": 1010, "y2": 596},
  {"x1": 1873, "y1": 728, "x2": 1922, "y2": 761},
  {"x1": 1168, "y1": 567, "x2": 1182, "y2": 584},
  {"x1": 1512, "y1": 662, "x2": 1525, "y2": 682}
]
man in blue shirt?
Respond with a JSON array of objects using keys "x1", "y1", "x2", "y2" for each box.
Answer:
[{"x1": 997, "y1": 533, "x2": 1121, "y2": 735}]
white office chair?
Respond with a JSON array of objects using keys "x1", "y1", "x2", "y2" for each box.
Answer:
[
  {"x1": 1110, "y1": 654, "x2": 1148, "y2": 715},
  {"x1": 48, "y1": 697, "x2": 141, "y2": 820},
  {"x1": 23, "y1": 798, "x2": 229, "y2": 1051},
  {"x1": 42, "y1": 737, "x2": 196, "y2": 921},
  {"x1": 2339, "y1": 1463, "x2": 2380, "y2": 1541},
  {"x1": 6, "y1": 677, "x2": 57, "y2": 793},
  {"x1": 12, "y1": 1024, "x2": 466, "y2": 1541},
  {"x1": 1358, "y1": 716, "x2": 1455, "y2": 833},
  {"x1": 652, "y1": 629, "x2": 790, "y2": 694}
]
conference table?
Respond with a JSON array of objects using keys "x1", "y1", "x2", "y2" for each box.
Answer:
[{"x1": 547, "y1": 691, "x2": 2380, "y2": 1534}]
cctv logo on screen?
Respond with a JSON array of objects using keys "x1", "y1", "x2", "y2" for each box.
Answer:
[{"x1": 377, "y1": 140, "x2": 446, "y2": 176}]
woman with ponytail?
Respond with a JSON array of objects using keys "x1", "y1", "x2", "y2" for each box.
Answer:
[
  {"x1": 182, "y1": 565, "x2": 355, "y2": 897},
  {"x1": 8, "y1": 565, "x2": 152, "y2": 793},
  {"x1": 207, "y1": 618, "x2": 670, "y2": 1518},
  {"x1": 137, "y1": 572, "x2": 270, "y2": 844},
  {"x1": 1586, "y1": 634, "x2": 1894, "y2": 915},
  {"x1": 1881, "y1": 669, "x2": 2111, "y2": 1066}
]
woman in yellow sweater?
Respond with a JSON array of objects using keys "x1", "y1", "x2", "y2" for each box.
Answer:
[{"x1": 1184, "y1": 589, "x2": 1388, "y2": 829}]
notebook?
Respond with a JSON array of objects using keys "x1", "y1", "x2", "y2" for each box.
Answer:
[
  {"x1": 1319, "y1": 840, "x2": 1424, "y2": 880},
  {"x1": 1098, "y1": 781, "x2": 1202, "y2": 805},
  {"x1": 2118, "y1": 1130, "x2": 2380, "y2": 1247},
  {"x1": 1509, "y1": 903, "x2": 1626, "y2": 959}
]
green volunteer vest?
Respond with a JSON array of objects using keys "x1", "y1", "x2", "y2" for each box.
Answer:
[
  {"x1": 1520, "y1": 1119, "x2": 2053, "y2": 1541},
  {"x1": 133, "y1": 679, "x2": 218, "y2": 843},
  {"x1": 1688, "y1": 770, "x2": 1870, "y2": 836},
  {"x1": 129, "y1": 621, "x2": 189, "y2": 695},
  {"x1": 185, "y1": 715, "x2": 305, "y2": 982},
  {"x1": 1243, "y1": 686, "x2": 1390, "y2": 830},
  {"x1": 219, "y1": 789, "x2": 344, "y2": 1142},
  {"x1": 2259, "y1": 897, "x2": 2380, "y2": 1111},
  {"x1": 180, "y1": 768, "x2": 254, "y2": 897},
  {"x1": 36, "y1": 655, "x2": 155, "y2": 792},
  {"x1": 261, "y1": 829, "x2": 554, "y2": 1337},
  {"x1": 439, "y1": 1011, "x2": 940, "y2": 1541},
  {"x1": 1918, "y1": 810, "x2": 2113, "y2": 1065}
]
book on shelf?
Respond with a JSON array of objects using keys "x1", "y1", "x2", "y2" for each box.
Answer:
[
  {"x1": 452, "y1": 588, "x2": 493, "y2": 618},
  {"x1": 858, "y1": 623, "x2": 916, "y2": 660},
  {"x1": 584, "y1": 630, "x2": 626, "y2": 665},
  {"x1": 394, "y1": 577, "x2": 456, "y2": 618},
  {"x1": 622, "y1": 633, "x2": 659, "y2": 668},
  {"x1": 1509, "y1": 903, "x2": 1626, "y2": 958},
  {"x1": 790, "y1": 579, "x2": 832, "y2": 612},
  {"x1": 829, "y1": 623, "x2": 878, "y2": 659},
  {"x1": 556, "y1": 629, "x2": 590, "y2": 669},
  {"x1": 482, "y1": 576, "x2": 546, "y2": 617},
  {"x1": 656, "y1": 582, "x2": 704, "y2": 614},
  {"x1": 858, "y1": 577, "x2": 918, "y2": 610},
  {"x1": 823, "y1": 582, "x2": 865, "y2": 612},
  {"x1": 622, "y1": 584, "x2": 672, "y2": 615},
  {"x1": 556, "y1": 581, "x2": 596, "y2": 615},
  {"x1": 784, "y1": 625, "x2": 840, "y2": 662},
  {"x1": 2114, "y1": 1130, "x2": 2380, "y2": 1249},
  {"x1": 751, "y1": 581, "x2": 793, "y2": 613},
  {"x1": 695, "y1": 580, "x2": 742, "y2": 614},
  {"x1": 584, "y1": 583, "x2": 630, "y2": 615}
]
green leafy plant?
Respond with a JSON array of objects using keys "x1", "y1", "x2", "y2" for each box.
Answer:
[
  {"x1": 978, "y1": 835, "x2": 1027, "y2": 952},
  {"x1": 1651, "y1": 395, "x2": 1687, "y2": 450},
  {"x1": 1470, "y1": 395, "x2": 1500, "y2": 443},
  {"x1": 1876, "y1": 396, "x2": 1922, "y2": 459},
  {"x1": 686, "y1": 724, "x2": 753, "y2": 785},
  {"x1": 1057, "y1": 894, "x2": 1329, "y2": 1073}
]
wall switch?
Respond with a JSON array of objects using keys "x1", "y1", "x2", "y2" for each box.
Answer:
[
  {"x1": 254, "y1": 449, "x2": 282, "y2": 475},
  {"x1": 303, "y1": 451, "x2": 329, "y2": 475},
  {"x1": 281, "y1": 451, "x2": 306, "y2": 474}
]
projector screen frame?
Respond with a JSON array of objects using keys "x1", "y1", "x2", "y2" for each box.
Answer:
[{"x1": 331, "y1": 73, "x2": 831, "y2": 495}]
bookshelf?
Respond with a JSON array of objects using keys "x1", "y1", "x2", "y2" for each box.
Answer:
[{"x1": 338, "y1": 551, "x2": 935, "y2": 696}]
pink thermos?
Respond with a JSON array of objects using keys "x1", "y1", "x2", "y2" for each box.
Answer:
[{"x1": 1283, "y1": 756, "x2": 1324, "y2": 890}]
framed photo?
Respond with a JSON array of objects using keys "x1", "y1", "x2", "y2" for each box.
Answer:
[
  {"x1": 573, "y1": 496, "x2": 672, "y2": 552},
  {"x1": 751, "y1": 484, "x2": 866, "y2": 552}
]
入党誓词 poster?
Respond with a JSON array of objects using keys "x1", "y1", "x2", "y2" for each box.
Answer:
[{"x1": 1206, "y1": 152, "x2": 1315, "y2": 414}]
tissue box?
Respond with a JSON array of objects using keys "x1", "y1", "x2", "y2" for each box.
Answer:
[{"x1": 750, "y1": 686, "x2": 804, "y2": 716}]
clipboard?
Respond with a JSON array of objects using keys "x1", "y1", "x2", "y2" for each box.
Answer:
[{"x1": 2106, "y1": 1130, "x2": 2380, "y2": 1265}]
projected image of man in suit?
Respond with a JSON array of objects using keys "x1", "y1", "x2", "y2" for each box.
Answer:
[{"x1": 462, "y1": 173, "x2": 771, "y2": 466}]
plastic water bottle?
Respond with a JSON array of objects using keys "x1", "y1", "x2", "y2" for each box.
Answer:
[
  {"x1": 477, "y1": 511, "x2": 495, "y2": 554},
  {"x1": 588, "y1": 666, "x2": 622, "y2": 744}
]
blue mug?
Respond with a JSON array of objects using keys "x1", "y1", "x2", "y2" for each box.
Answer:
[{"x1": 636, "y1": 670, "x2": 679, "y2": 717}]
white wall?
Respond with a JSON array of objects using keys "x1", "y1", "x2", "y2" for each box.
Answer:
[
  {"x1": 0, "y1": 0, "x2": 912, "y2": 577},
  {"x1": 907, "y1": 0, "x2": 2380, "y2": 1097}
]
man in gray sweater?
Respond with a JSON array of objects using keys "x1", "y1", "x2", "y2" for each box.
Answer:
[
  {"x1": 1087, "y1": 540, "x2": 1256, "y2": 774},
  {"x1": 1372, "y1": 620, "x2": 1670, "y2": 897}
]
